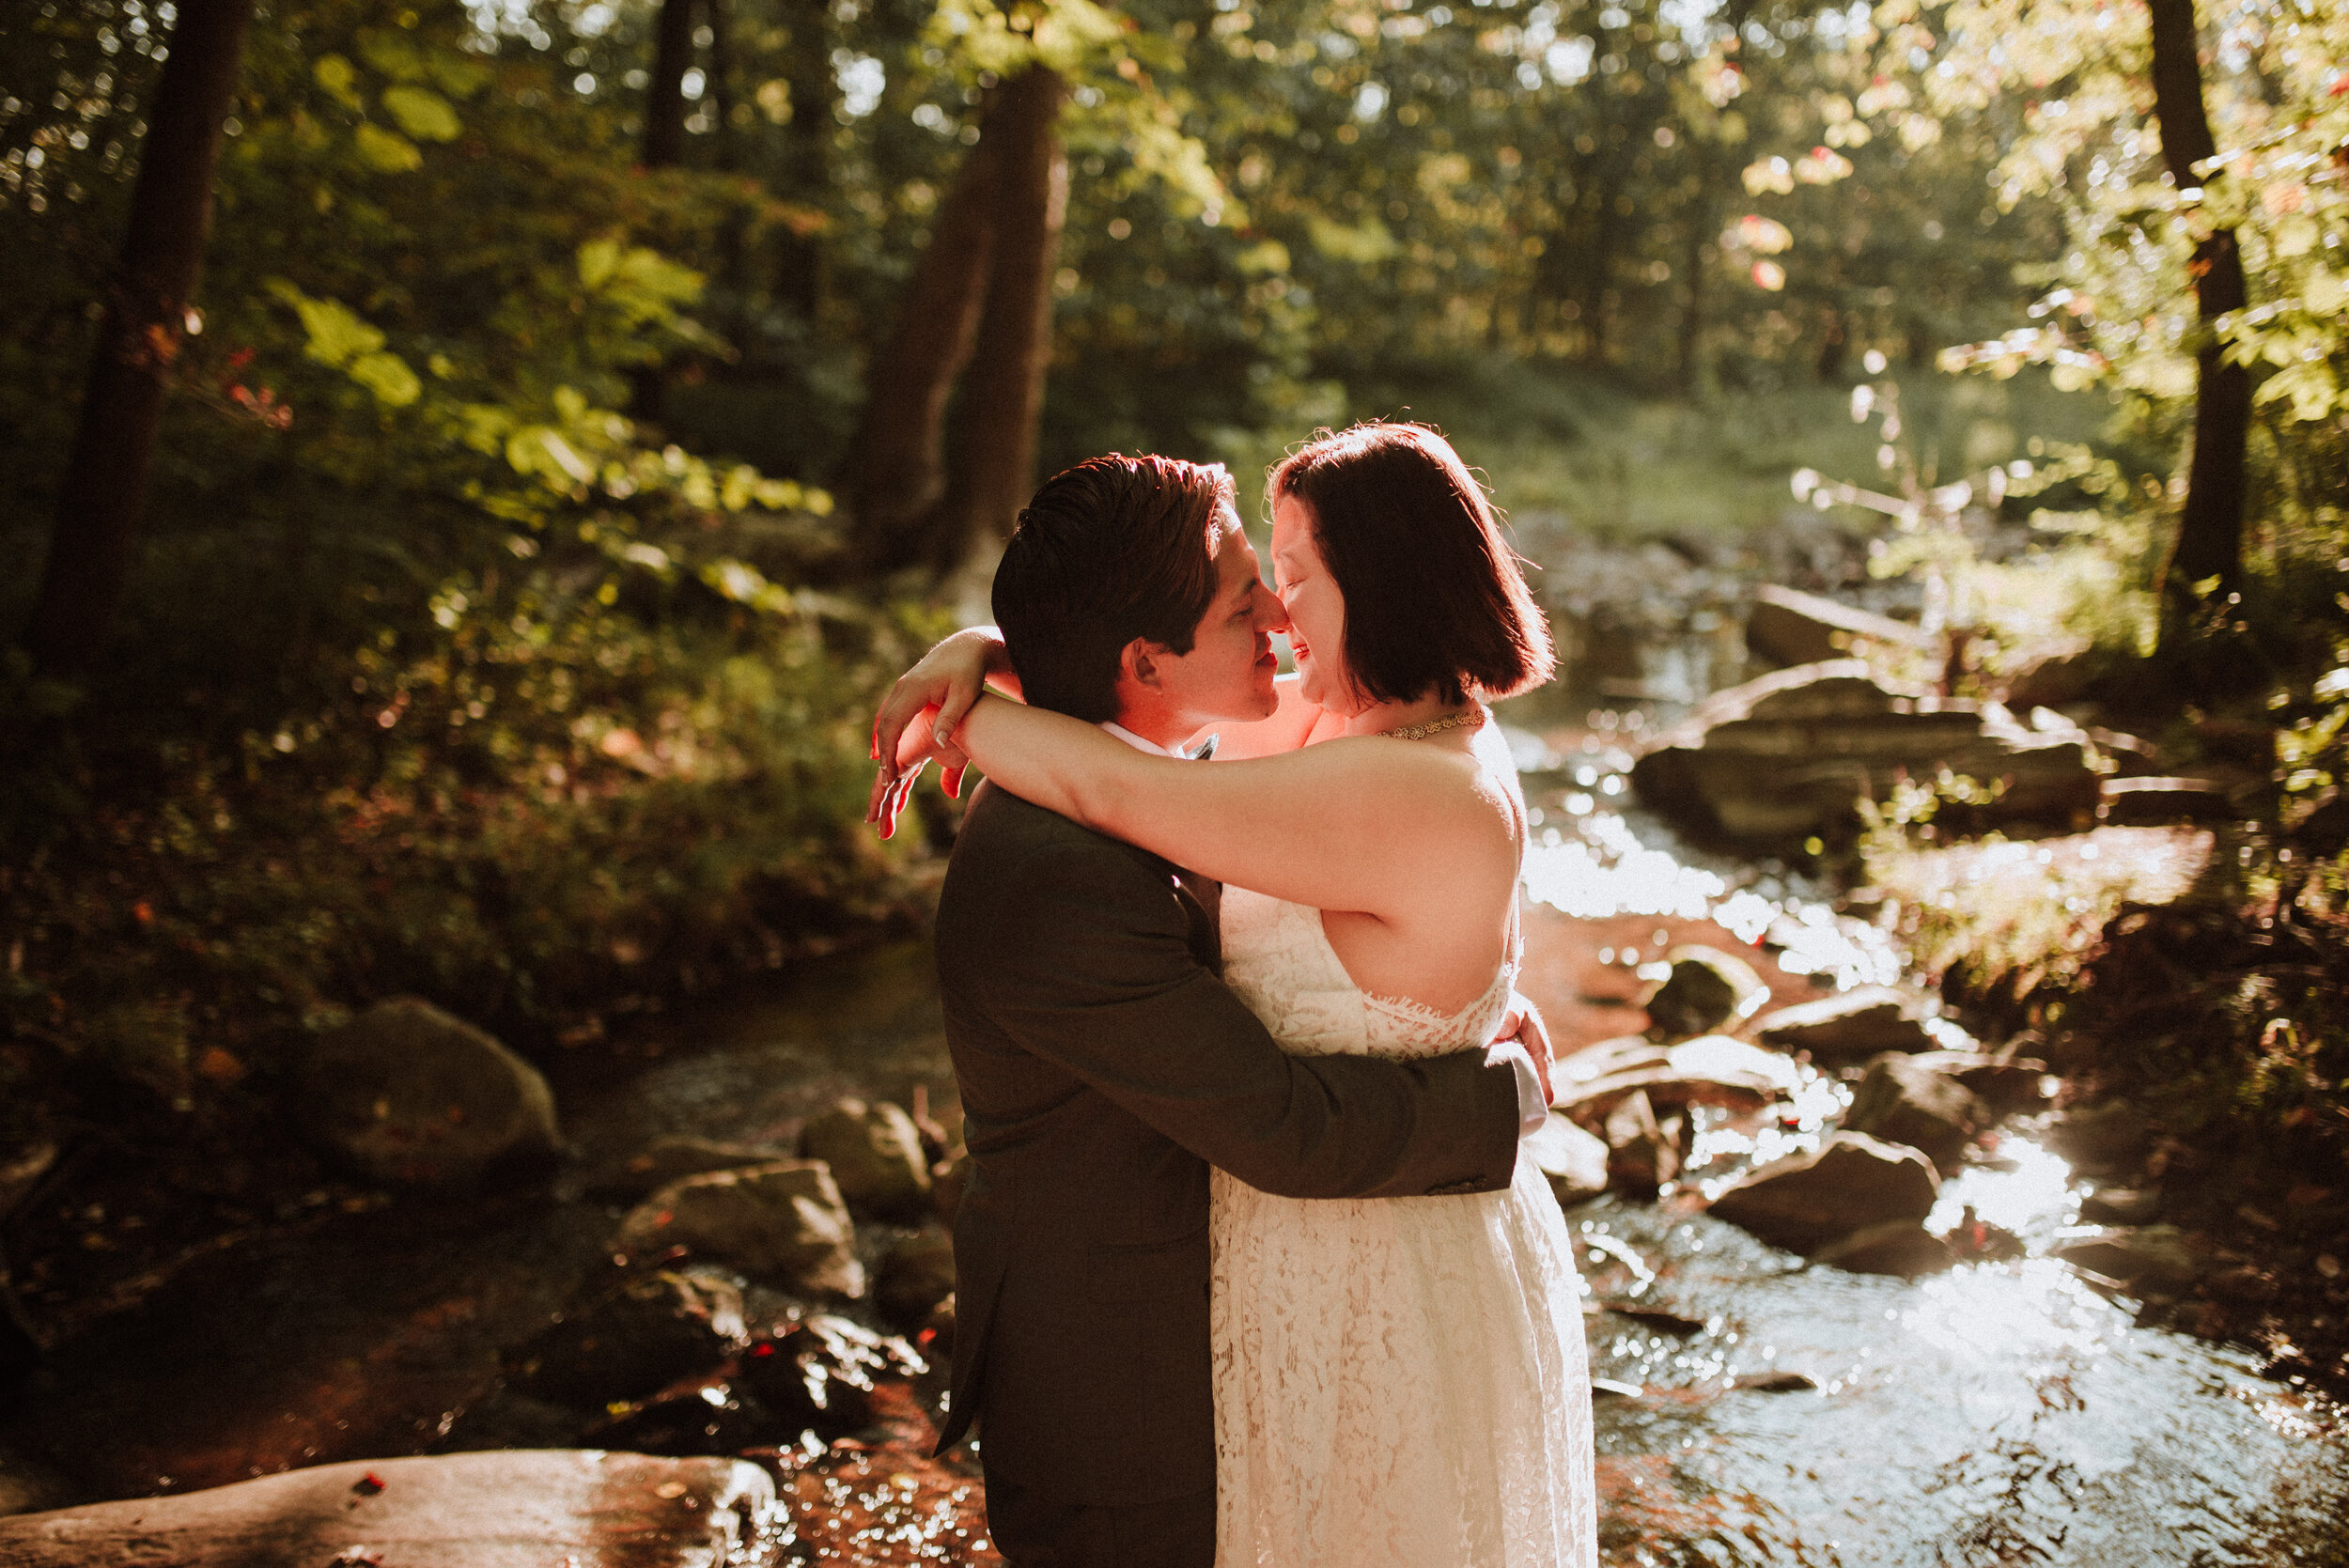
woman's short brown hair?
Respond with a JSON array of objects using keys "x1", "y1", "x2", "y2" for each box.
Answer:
[
  {"x1": 1268, "y1": 423, "x2": 1553, "y2": 707},
  {"x1": 992, "y1": 455, "x2": 1234, "y2": 723}
]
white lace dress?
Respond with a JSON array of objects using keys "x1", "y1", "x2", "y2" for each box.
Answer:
[{"x1": 1210, "y1": 886, "x2": 1599, "y2": 1568}]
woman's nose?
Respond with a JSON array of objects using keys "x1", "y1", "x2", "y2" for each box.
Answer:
[{"x1": 1253, "y1": 582, "x2": 1290, "y2": 632}]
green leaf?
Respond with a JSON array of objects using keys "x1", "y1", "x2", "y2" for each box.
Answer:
[
  {"x1": 313, "y1": 54, "x2": 363, "y2": 110},
  {"x1": 353, "y1": 122, "x2": 423, "y2": 172},
  {"x1": 577, "y1": 239, "x2": 622, "y2": 292},
  {"x1": 271, "y1": 285, "x2": 385, "y2": 369},
  {"x1": 348, "y1": 350, "x2": 422, "y2": 408},
  {"x1": 1307, "y1": 214, "x2": 1399, "y2": 265},
  {"x1": 1237, "y1": 240, "x2": 1291, "y2": 275},
  {"x1": 358, "y1": 30, "x2": 430, "y2": 83},
  {"x1": 381, "y1": 85, "x2": 460, "y2": 143},
  {"x1": 428, "y1": 52, "x2": 493, "y2": 100}
]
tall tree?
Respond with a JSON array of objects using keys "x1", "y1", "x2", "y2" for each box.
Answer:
[
  {"x1": 847, "y1": 133, "x2": 1002, "y2": 570},
  {"x1": 2144, "y1": 0, "x2": 2250, "y2": 601},
  {"x1": 848, "y1": 66, "x2": 1068, "y2": 580},
  {"x1": 929, "y1": 65, "x2": 1068, "y2": 574},
  {"x1": 641, "y1": 0, "x2": 697, "y2": 171},
  {"x1": 23, "y1": 0, "x2": 262, "y2": 676}
]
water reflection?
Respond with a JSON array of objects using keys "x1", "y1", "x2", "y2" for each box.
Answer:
[{"x1": 1500, "y1": 701, "x2": 2349, "y2": 1564}]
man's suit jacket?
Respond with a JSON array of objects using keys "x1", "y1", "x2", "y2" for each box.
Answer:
[{"x1": 930, "y1": 781, "x2": 1522, "y2": 1506}]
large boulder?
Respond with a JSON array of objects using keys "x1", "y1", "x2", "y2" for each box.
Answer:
[
  {"x1": 296, "y1": 997, "x2": 560, "y2": 1188},
  {"x1": 508, "y1": 1270, "x2": 748, "y2": 1407},
  {"x1": 618, "y1": 1161, "x2": 864, "y2": 1298},
  {"x1": 1745, "y1": 584, "x2": 1937, "y2": 670},
  {"x1": 798, "y1": 1099, "x2": 933, "y2": 1223},
  {"x1": 1751, "y1": 986, "x2": 1939, "y2": 1064},
  {"x1": 1641, "y1": 947, "x2": 1768, "y2": 1041},
  {"x1": 1843, "y1": 1053, "x2": 1991, "y2": 1172},
  {"x1": 1704, "y1": 1132, "x2": 1939, "y2": 1255},
  {"x1": 1628, "y1": 660, "x2": 2102, "y2": 845},
  {"x1": 0, "y1": 1451, "x2": 786, "y2": 1567},
  {"x1": 1526, "y1": 1113, "x2": 1610, "y2": 1209}
]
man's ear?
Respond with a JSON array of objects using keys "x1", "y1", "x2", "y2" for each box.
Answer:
[{"x1": 1119, "y1": 637, "x2": 1166, "y2": 691}]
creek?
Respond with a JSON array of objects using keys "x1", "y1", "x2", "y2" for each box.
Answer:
[{"x1": 5, "y1": 535, "x2": 2346, "y2": 1565}]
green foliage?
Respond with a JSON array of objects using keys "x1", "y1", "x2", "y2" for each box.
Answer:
[{"x1": 0, "y1": 0, "x2": 937, "y2": 1121}]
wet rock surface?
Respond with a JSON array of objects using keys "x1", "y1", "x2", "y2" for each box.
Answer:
[
  {"x1": 737, "y1": 1314, "x2": 927, "y2": 1443},
  {"x1": 798, "y1": 1100, "x2": 934, "y2": 1224},
  {"x1": 0, "y1": 1451, "x2": 787, "y2": 1567},
  {"x1": 1603, "y1": 1091, "x2": 1682, "y2": 1199},
  {"x1": 1553, "y1": 1035, "x2": 1799, "y2": 1125},
  {"x1": 1704, "y1": 1133, "x2": 1941, "y2": 1256},
  {"x1": 1639, "y1": 947, "x2": 1768, "y2": 1040},
  {"x1": 1807, "y1": 1219, "x2": 1958, "y2": 1278},
  {"x1": 1843, "y1": 1053, "x2": 1990, "y2": 1172},
  {"x1": 508, "y1": 1269, "x2": 748, "y2": 1407},
  {"x1": 1628, "y1": 661, "x2": 2102, "y2": 845},
  {"x1": 1750, "y1": 986, "x2": 1939, "y2": 1063},
  {"x1": 618, "y1": 1162, "x2": 864, "y2": 1298},
  {"x1": 1528, "y1": 1114, "x2": 1611, "y2": 1209},
  {"x1": 591, "y1": 1136, "x2": 793, "y2": 1202},
  {"x1": 2052, "y1": 1225, "x2": 2205, "y2": 1292},
  {"x1": 2046, "y1": 1099, "x2": 2153, "y2": 1177},
  {"x1": 297, "y1": 998, "x2": 562, "y2": 1189},
  {"x1": 874, "y1": 1230, "x2": 958, "y2": 1332}
]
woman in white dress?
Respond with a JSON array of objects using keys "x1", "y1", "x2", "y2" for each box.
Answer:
[{"x1": 886, "y1": 423, "x2": 1597, "y2": 1568}]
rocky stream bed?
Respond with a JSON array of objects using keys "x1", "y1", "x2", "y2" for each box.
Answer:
[{"x1": 3, "y1": 526, "x2": 2347, "y2": 1565}]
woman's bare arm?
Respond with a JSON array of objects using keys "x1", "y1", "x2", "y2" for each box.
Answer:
[{"x1": 952, "y1": 693, "x2": 1516, "y2": 920}]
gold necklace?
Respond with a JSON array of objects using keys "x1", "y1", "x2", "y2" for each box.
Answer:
[{"x1": 1374, "y1": 707, "x2": 1486, "y2": 741}]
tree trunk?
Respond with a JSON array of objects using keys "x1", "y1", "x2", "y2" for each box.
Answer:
[
  {"x1": 846, "y1": 132, "x2": 1003, "y2": 573},
  {"x1": 641, "y1": 0, "x2": 695, "y2": 170},
  {"x1": 931, "y1": 66, "x2": 1068, "y2": 569},
  {"x1": 1815, "y1": 303, "x2": 1848, "y2": 381},
  {"x1": 2146, "y1": 0, "x2": 2250, "y2": 599},
  {"x1": 22, "y1": 0, "x2": 259, "y2": 676},
  {"x1": 706, "y1": 0, "x2": 737, "y2": 174},
  {"x1": 772, "y1": 0, "x2": 834, "y2": 321}
]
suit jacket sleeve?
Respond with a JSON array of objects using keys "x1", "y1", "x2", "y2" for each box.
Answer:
[{"x1": 960, "y1": 835, "x2": 1521, "y2": 1199}]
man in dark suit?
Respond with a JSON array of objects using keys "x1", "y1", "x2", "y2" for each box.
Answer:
[{"x1": 882, "y1": 455, "x2": 1546, "y2": 1567}]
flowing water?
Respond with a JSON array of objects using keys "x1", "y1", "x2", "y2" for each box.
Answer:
[{"x1": 8, "y1": 551, "x2": 2348, "y2": 1563}]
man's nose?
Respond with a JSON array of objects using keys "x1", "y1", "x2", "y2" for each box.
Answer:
[{"x1": 1253, "y1": 581, "x2": 1289, "y2": 632}]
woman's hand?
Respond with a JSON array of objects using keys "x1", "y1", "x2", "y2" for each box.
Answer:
[{"x1": 866, "y1": 628, "x2": 1013, "y2": 836}]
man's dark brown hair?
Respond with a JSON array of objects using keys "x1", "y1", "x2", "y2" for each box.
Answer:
[
  {"x1": 1269, "y1": 423, "x2": 1554, "y2": 707},
  {"x1": 992, "y1": 455, "x2": 1235, "y2": 722}
]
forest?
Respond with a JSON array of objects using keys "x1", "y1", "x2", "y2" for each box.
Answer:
[{"x1": 4, "y1": 0, "x2": 2348, "y2": 1479}]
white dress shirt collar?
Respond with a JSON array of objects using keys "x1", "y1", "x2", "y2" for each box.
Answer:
[{"x1": 1101, "y1": 722, "x2": 1185, "y2": 757}]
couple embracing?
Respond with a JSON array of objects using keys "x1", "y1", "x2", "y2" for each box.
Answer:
[{"x1": 869, "y1": 424, "x2": 1599, "y2": 1567}]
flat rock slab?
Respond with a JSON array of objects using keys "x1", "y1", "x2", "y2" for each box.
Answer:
[
  {"x1": 0, "y1": 1450, "x2": 786, "y2": 1567},
  {"x1": 1554, "y1": 1034, "x2": 1800, "y2": 1125},
  {"x1": 1751, "y1": 986, "x2": 1939, "y2": 1063}
]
